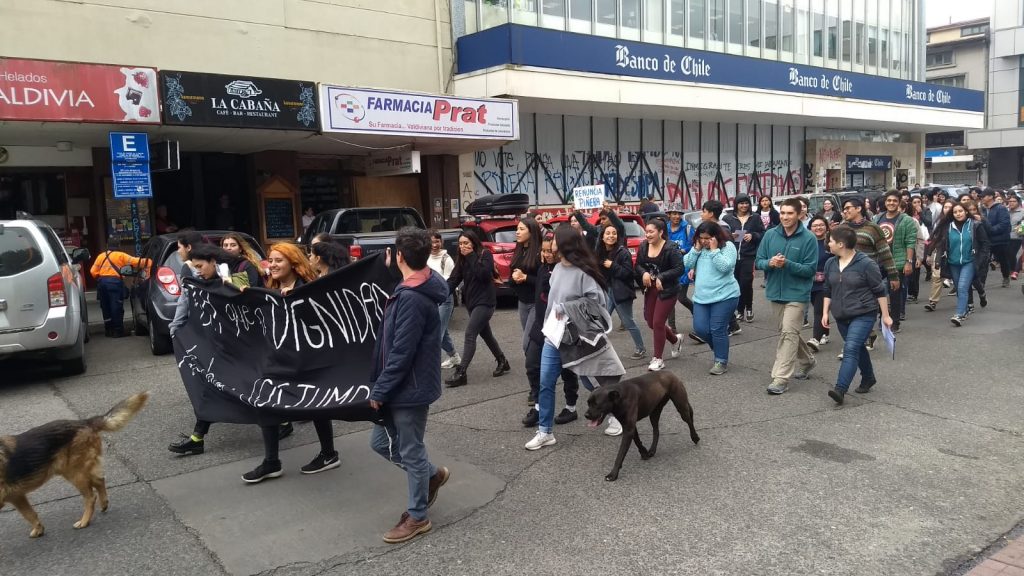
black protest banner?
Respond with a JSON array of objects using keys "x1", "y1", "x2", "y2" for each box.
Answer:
[{"x1": 172, "y1": 254, "x2": 396, "y2": 425}]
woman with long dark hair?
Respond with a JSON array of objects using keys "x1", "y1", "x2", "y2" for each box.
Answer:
[
  {"x1": 757, "y1": 195, "x2": 781, "y2": 230},
  {"x1": 509, "y1": 217, "x2": 543, "y2": 352},
  {"x1": 310, "y1": 240, "x2": 351, "y2": 277},
  {"x1": 634, "y1": 218, "x2": 684, "y2": 372},
  {"x1": 595, "y1": 224, "x2": 645, "y2": 358},
  {"x1": 525, "y1": 225, "x2": 625, "y2": 450},
  {"x1": 683, "y1": 221, "x2": 739, "y2": 375},
  {"x1": 930, "y1": 203, "x2": 989, "y2": 325},
  {"x1": 444, "y1": 227, "x2": 509, "y2": 388}
]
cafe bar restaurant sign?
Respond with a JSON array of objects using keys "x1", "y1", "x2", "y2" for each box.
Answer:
[
  {"x1": 321, "y1": 85, "x2": 518, "y2": 140},
  {"x1": 0, "y1": 57, "x2": 159, "y2": 123},
  {"x1": 160, "y1": 71, "x2": 319, "y2": 130}
]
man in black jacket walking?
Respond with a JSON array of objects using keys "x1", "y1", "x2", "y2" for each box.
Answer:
[{"x1": 980, "y1": 188, "x2": 1012, "y2": 287}]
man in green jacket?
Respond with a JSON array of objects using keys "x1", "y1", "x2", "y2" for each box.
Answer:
[
  {"x1": 872, "y1": 190, "x2": 917, "y2": 332},
  {"x1": 755, "y1": 197, "x2": 819, "y2": 395}
]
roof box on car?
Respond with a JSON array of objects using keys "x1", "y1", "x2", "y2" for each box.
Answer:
[{"x1": 465, "y1": 193, "x2": 531, "y2": 216}]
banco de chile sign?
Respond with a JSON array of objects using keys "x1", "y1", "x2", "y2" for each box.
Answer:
[{"x1": 457, "y1": 25, "x2": 984, "y2": 113}]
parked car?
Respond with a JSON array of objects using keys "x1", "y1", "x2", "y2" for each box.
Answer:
[
  {"x1": 127, "y1": 231, "x2": 265, "y2": 355},
  {"x1": 299, "y1": 206, "x2": 460, "y2": 261},
  {"x1": 0, "y1": 214, "x2": 91, "y2": 375},
  {"x1": 547, "y1": 211, "x2": 646, "y2": 263}
]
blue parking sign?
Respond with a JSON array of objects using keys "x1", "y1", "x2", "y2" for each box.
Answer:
[
  {"x1": 110, "y1": 132, "x2": 152, "y2": 199},
  {"x1": 109, "y1": 132, "x2": 151, "y2": 163}
]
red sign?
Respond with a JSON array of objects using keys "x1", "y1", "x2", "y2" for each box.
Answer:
[{"x1": 0, "y1": 58, "x2": 159, "y2": 123}]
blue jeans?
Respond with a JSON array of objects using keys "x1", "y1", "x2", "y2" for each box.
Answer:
[
  {"x1": 834, "y1": 313, "x2": 877, "y2": 393},
  {"x1": 692, "y1": 296, "x2": 738, "y2": 364},
  {"x1": 607, "y1": 290, "x2": 645, "y2": 353},
  {"x1": 370, "y1": 405, "x2": 438, "y2": 521},
  {"x1": 949, "y1": 263, "x2": 974, "y2": 317},
  {"x1": 438, "y1": 295, "x2": 455, "y2": 356},
  {"x1": 537, "y1": 342, "x2": 563, "y2": 434},
  {"x1": 96, "y1": 277, "x2": 125, "y2": 332}
]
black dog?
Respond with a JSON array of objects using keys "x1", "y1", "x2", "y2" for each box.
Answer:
[{"x1": 583, "y1": 372, "x2": 699, "y2": 481}]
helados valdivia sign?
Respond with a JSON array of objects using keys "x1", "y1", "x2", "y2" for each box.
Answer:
[
  {"x1": 456, "y1": 24, "x2": 984, "y2": 113},
  {"x1": 159, "y1": 70, "x2": 319, "y2": 130}
]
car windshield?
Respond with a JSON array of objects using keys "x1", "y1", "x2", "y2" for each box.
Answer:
[
  {"x1": 0, "y1": 225, "x2": 44, "y2": 277},
  {"x1": 492, "y1": 228, "x2": 518, "y2": 243},
  {"x1": 337, "y1": 209, "x2": 420, "y2": 234},
  {"x1": 621, "y1": 220, "x2": 645, "y2": 238}
]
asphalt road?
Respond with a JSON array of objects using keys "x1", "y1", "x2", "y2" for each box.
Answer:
[{"x1": 2, "y1": 278, "x2": 1023, "y2": 576}]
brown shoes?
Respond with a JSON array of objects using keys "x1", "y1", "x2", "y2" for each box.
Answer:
[
  {"x1": 427, "y1": 466, "x2": 450, "y2": 508},
  {"x1": 383, "y1": 512, "x2": 432, "y2": 544}
]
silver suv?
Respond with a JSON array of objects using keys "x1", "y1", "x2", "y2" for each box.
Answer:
[{"x1": 0, "y1": 216, "x2": 91, "y2": 375}]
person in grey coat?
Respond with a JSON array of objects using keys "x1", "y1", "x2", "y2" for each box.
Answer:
[{"x1": 525, "y1": 225, "x2": 625, "y2": 451}]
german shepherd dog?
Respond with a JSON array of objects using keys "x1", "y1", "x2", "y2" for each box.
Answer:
[
  {"x1": 584, "y1": 372, "x2": 699, "y2": 481},
  {"x1": 0, "y1": 392, "x2": 148, "y2": 538}
]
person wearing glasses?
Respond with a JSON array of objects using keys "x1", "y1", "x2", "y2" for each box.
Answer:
[{"x1": 839, "y1": 196, "x2": 899, "y2": 351}]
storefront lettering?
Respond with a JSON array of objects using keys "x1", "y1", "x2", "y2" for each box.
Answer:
[
  {"x1": 0, "y1": 87, "x2": 95, "y2": 108},
  {"x1": 433, "y1": 100, "x2": 487, "y2": 124},
  {"x1": 906, "y1": 85, "x2": 928, "y2": 102},
  {"x1": 679, "y1": 56, "x2": 711, "y2": 78},
  {"x1": 788, "y1": 68, "x2": 818, "y2": 88},
  {"x1": 210, "y1": 97, "x2": 282, "y2": 113},
  {"x1": 831, "y1": 74, "x2": 853, "y2": 93},
  {"x1": 935, "y1": 89, "x2": 951, "y2": 104},
  {"x1": 614, "y1": 45, "x2": 660, "y2": 72}
]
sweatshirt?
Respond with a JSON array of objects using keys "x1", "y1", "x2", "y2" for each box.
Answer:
[
  {"x1": 682, "y1": 241, "x2": 740, "y2": 304},
  {"x1": 872, "y1": 211, "x2": 918, "y2": 269},
  {"x1": 823, "y1": 251, "x2": 887, "y2": 321},
  {"x1": 844, "y1": 218, "x2": 899, "y2": 283},
  {"x1": 754, "y1": 223, "x2": 817, "y2": 303}
]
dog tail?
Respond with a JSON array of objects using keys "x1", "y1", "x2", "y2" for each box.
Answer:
[{"x1": 89, "y1": 392, "x2": 150, "y2": 433}]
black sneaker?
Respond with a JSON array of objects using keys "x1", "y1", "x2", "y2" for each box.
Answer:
[
  {"x1": 242, "y1": 459, "x2": 283, "y2": 484},
  {"x1": 300, "y1": 451, "x2": 340, "y2": 474},
  {"x1": 828, "y1": 388, "x2": 845, "y2": 405},
  {"x1": 168, "y1": 434, "x2": 205, "y2": 455},
  {"x1": 521, "y1": 408, "x2": 539, "y2": 428},
  {"x1": 854, "y1": 380, "x2": 876, "y2": 393},
  {"x1": 554, "y1": 408, "x2": 578, "y2": 425},
  {"x1": 924, "y1": 301, "x2": 936, "y2": 312},
  {"x1": 728, "y1": 324, "x2": 742, "y2": 336},
  {"x1": 278, "y1": 422, "x2": 294, "y2": 440},
  {"x1": 492, "y1": 357, "x2": 510, "y2": 377},
  {"x1": 980, "y1": 292, "x2": 988, "y2": 307},
  {"x1": 688, "y1": 332, "x2": 706, "y2": 345},
  {"x1": 527, "y1": 390, "x2": 537, "y2": 405}
]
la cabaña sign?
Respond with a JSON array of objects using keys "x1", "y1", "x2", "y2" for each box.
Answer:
[{"x1": 321, "y1": 85, "x2": 518, "y2": 140}]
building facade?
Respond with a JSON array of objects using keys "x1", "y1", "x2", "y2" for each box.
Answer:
[
  {"x1": 966, "y1": 3, "x2": 1024, "y2": 187},
  {"x1": 0, "y1": 0, "x2": 510, "y2": 267},
  {"x1": 453, "y1": 0, "x2": 983, "y2": 211},
  {"x1": 924, "y1": 18, "x2": 989, "y2": 186}
]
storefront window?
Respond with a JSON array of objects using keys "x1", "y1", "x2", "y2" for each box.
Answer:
[
  {"x1": 826, "y1": 0, "x2": 838, "y2": 62},
  {"x1": 644, "y1": 0, "x2": 664, "y2": 43},
  {"x1": 597, "y1": 0, "x2": 616, "y2": 37},
  {"x1": 765, "y1": 0, "x2": 779, "y2": 50},
  {"x1": 745, "y1": 0, "x2": 760, "y2": 48},
  {"x1": 729, "y1": 0, "x2": 745, "y2": 48},
  {"x1": 841, "y1": 4, "x2": 851, "y2": 63},
  {"x1": 670, "y1": 0, "x2": 685, "y2": 42},
  {"x1": 542, "y1": 0, "x2": 566, "y2": 29},
  {"x1": 795, "y1": 0, "x2": 809, "y2": 61},
  {"x1": 690, "y1": 0, "x2": 706, "y2": 46},
  {"x1": 781, "y1": 0, "x2": 795, "y2": 54},
  {"x1": 569, "y1": 0, "x2": 593, "y2": 32},
  {"x1": 621, "y1": 0, "x2": 641, "y2": 39},
  {"x1": 812, "y1": 0, "x2": 824, "y2": 58},
  {"x1": 710, "y1": 0, "x2": 725, "y2": 43}
]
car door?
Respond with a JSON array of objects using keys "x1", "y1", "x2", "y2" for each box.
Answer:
[
  {"x1": 134, "y1": 238, "x2": 160, "y2": 327},
  {"x1": 0, "y1": 224, "x2": 50, "y2": 331}
]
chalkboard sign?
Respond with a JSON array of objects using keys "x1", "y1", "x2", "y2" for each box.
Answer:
[{"x1": 264, "y1": 198, "x2": 295, "y2": 239}]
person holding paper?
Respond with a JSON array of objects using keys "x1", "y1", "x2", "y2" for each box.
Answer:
[
  {"x1": 722, "y1": 194, "x2": 765, "y2": 324},
  {"x1": 821, "y1": 225, "x2": 892, "y2": 405}
]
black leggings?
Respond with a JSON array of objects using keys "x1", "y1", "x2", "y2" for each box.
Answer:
[
  {"x1": 991, "y1": 243, "x2": 1012, "y2": 280},
  {"x1": 459, "y1": 305, "x2": 504, "y2": 370},
  {"x1": 260, "y1": 420, "x2": 335, "y2": 463},
  {"x1": 734, "y1": 257, "x2": 755, "y2": 313},
  {"x1": 194, "y1": 420, "x2": 212, "y2": 436},
  {"x1": 810, "y1": 290, "x2": 830, "y2": 341}
]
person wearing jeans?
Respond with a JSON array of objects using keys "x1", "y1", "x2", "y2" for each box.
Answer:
[
  {"x1": 821, "y1": 225, "x2": 892, "y2": 404},
  {"x1": 509, "y1": 217, "x2": 543, "y2": 353},
  {"x1": 806, "y1": 216, "x2": 832, "y2": 351},
  {"x1": 368, "y1": 228, "x2": 450, "y2": 544},
  {"x1": 683, "y1": 221, "x2": 740, "y2": 375},
  {"x1": 934, "y1": 203, "x2": 988, "y2": 325},
  {"x1": 427, "y1": 232, "x2": 459, "y2": 368},
  {"x1": 597, "y1": 224, "x2": 646, "y2": 358}
]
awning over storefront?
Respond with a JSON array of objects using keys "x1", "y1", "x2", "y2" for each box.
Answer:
[{"x1": 453, "y1": 24, "x2": 984, "y2": 133}]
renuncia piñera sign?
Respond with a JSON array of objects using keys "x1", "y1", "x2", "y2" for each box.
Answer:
[
  {"x1": 320, "y1": 85, "x2": 519, "y2": 140},
  {"x1": 456, "y1": 25, "x2": 984, "y2": 113}
]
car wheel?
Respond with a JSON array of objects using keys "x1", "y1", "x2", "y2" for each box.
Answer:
[
  {"x1": 61, "y1": 325, "x2": 87, "y2": 376},
  {"x1": 149, "y1": 318, "x2": 171, "y2": 356}
]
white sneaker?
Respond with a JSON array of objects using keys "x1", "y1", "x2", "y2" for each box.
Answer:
[
  {"x1": 670, "y1": 335, "x2": 683, "y2": 358},
  {"x1": 604, "y1": 415, "x2": 623, "y2": 436},
  {"x1": 440, "y1": 356, "x2": 456, "y2": 369},
  {"x1": 806, "y1": 338, "x2": 820, "y2": 352},
  {"x1": 524, "y1": 431, "x2": 556, "y2": 451},
  {"x1": 819, "y1": 335, "x2": 829, "y2": 345},
  {"x1": 648, "y1": 357, "x2": 665, "y2": 371}
]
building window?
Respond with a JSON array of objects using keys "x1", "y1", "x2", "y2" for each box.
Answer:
[
  {"x1": 930, "y1": 75, "x2": 965, "y2": 88},
  {"x1": 926, "y1": 51, "x2": 953, "y2": 68},
  {"x1": 960, "y1": 24, "x2": 988, "y2": 36}
]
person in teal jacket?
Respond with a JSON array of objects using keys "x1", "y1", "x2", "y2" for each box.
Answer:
[
  {"x1": 755, "y1": 197, "x2": 819, "y2": 395},
  {"x1": 683, "y1": 221, "x2": 740, "y2": 376}
]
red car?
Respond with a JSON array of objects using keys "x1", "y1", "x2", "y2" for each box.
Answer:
[{"x1": 546, "y1": 212, "x2": 646, "y2": 264}]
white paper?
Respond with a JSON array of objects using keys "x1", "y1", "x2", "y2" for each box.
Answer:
[
  {"x1": 217, "y1": 263, "x2": 231, "y2": 282},
  {"x1": 542, "y1": 313, "x2": 567, "y2": 346},
  {"x1": 880, "y1": 322, "x2": 896, "y2": 360}
]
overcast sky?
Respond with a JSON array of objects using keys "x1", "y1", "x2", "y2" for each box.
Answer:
[{"x1": 924, "y1": 0, "x2": 993, "y2": 28}]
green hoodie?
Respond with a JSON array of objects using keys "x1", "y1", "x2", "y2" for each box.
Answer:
[
  {"x1": 755, "y1": 223, "x2": 818, "y2": 303},
  {"x1": 872, "y1": 212, "x2": 918, "y2": 269}
]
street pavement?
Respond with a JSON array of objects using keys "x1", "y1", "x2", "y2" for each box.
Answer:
[{"x1": 2, "y1": 276, "x2": 1024, "y2": 575}]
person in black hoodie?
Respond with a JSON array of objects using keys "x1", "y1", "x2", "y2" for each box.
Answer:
[
  {"x1": 573, "y1": 206, "x2": 625, "y2": 252},
  {"x1": 444, "y1": 227, "x2": 509, "y2": 388},
  {"x1": 522, "y1": 230, "x2": 580, "y2": 427},
  {"x1": 596, "y1": 223, "x2": 646, "y2": 358},
  {"x1": 722, "y1": 194, "x2": 765, "y2": 323}
]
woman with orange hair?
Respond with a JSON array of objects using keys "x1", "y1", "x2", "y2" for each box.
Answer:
[{"x1": 242, "y1": 243, "x2": 340, "y2": 484}]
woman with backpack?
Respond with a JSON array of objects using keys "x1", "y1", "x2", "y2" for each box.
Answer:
[{"x1": 220, "y1": 232, "x2": 263, "y2": 288}]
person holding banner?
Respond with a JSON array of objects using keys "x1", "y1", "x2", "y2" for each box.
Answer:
[
  {"x1": 572, "y1": 207, "x2": 624, "y2": 253},
  {"x1": 242, "y1": 243, "x2": 340, "y2": 483},
  {"x1": 221, "y1": 232, "x2": 264, "y2": 288},
  {"x1": 444, "y1": 228, "x2": 509, "y2": 388},
  {"x1": 368, "y1": 228, "x2": 450, "y2": 544}
]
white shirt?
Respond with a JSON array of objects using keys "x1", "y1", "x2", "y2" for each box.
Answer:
[{"x1": 427, "y1": 251, "x2": 454, "y2": 279}]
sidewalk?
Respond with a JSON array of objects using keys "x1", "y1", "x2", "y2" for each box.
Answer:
[{"x1": 961, "y1": 533, "x2": 1024, "y2": 575}]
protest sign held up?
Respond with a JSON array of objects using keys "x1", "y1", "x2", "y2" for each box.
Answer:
[{"x1": 572, "y1": 184, "x2": 605, "y2": 211}]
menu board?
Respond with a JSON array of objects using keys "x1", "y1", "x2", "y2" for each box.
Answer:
[{"x1": 264, "y1": 197, "x2": 295, "y2": 239}]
